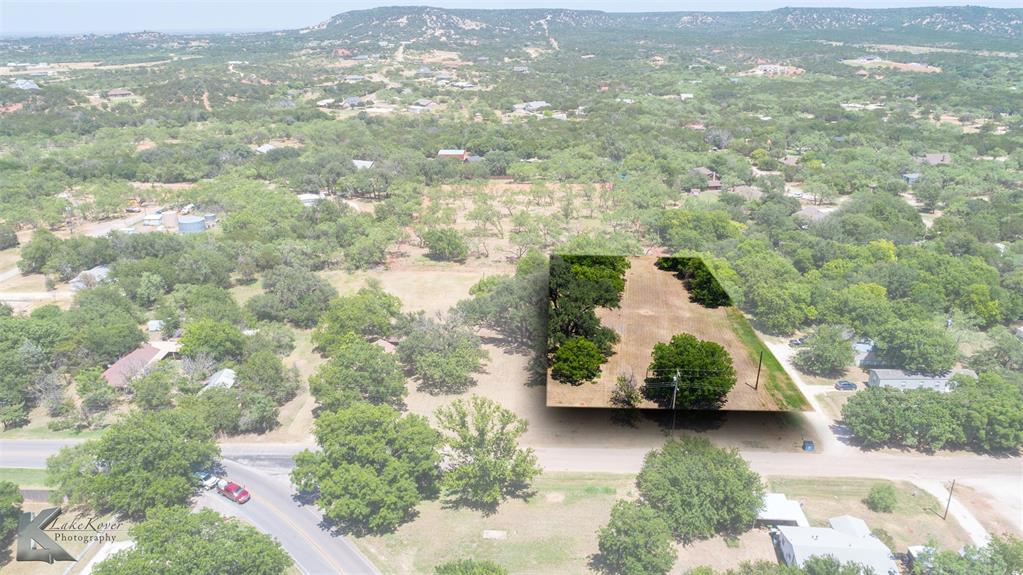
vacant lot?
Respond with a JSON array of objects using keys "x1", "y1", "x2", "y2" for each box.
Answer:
[
  {"x1": 768, "y1": 476, "x2": 971, "y2": 551},
  {"x1": 548, "y1": 257, "x2": 807, "y2": 411},
  {"x1": 354, "y1": 472, "x2": 634, "y2": 575}
]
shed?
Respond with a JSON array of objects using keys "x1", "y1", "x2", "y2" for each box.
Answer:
[
  {"x1": 200, "y1": 368, "x2": 236, "y2": 394},
  {"x1": 146, "y1": 320, "x2": 165, "y2": 333},
  {"x1": 902, "y1": 172, "x2": 923, "y2": 185},
  {"x1": 106, "y1": 88, "x2": 134, "y2": 98},
  {"x1": 757, "y1": 493, "x2": 810, "y2": 528}
]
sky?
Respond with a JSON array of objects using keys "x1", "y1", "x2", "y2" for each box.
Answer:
[{"x1": 2, "y1": 0, "x2": 1020, "y2": 37}]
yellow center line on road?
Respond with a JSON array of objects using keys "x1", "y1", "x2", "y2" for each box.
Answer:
[{"x1": 226, "y1": 462, "x2": 348, "y2": 575}]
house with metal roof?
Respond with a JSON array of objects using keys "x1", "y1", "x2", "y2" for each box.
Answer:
[
  {"x1": 437, "y1": 149, "x2": 468, "y2": 161},
  {"x1": 102, "y1": 344, "x2": 162, "y2": 390},
  {"x1": 70, "y1": 265, "x2": 110, "y2": 291},
  {"x1": 199, "y1": 368, "x2": 236, "y2": 394},
  {"x1": 757, "y1": 493, "x2": 810, "y2": 528},
  {"x1": 352, "y1": 159, "x2": 375, "y2": 170},
  {"x1": 867, "y1": 368, "x2": 977, "y2": 393},
  {"x1": 776, "y1": 515, "x2": 899, "y2": 575}
]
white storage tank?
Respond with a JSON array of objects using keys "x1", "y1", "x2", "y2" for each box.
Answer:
[{"x1": 177, "y1": 215, "x2": 206, "y2": 234}]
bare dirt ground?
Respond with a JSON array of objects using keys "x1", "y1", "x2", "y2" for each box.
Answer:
[
  {"x1": 548, "y1": 257, "x2": 800, "y2": 411},
  {"x1": 954, "y1": 483, "x2": 1023, "y2": 538}
]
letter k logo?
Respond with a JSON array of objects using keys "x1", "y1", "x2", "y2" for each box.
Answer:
[{"x1": 16, "y1": 507, "x2": 76, "y2": 563}]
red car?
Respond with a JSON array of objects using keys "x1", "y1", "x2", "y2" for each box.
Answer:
[{"x1": 216, "y1": 479, "x2": 251, "y2": 504}]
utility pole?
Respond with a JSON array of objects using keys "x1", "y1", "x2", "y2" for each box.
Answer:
[
  {"x1": 754, "y1": 350, "x2": 763, "y2": 390},
  {"x1": 670, "y1": 369, "x2": 679, "y2": 437},
  {"x1": 943, "y1": 479, "x2": 956, "y2": 520}
]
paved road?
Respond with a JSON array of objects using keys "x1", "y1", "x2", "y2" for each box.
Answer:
[
  {"x1": 5, "y1": 437, "x2": 1021, "y2": 548},
  {"x1": 199, "y1": 459, "x2": 380, "y2": 575}
]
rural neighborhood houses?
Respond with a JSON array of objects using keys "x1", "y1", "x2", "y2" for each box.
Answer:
[
  {"x1": 757, "y1": 493, "x2": 810, "y2": 528},
  {"x1": 866, "y1": 368, "x2": 978, "y2": 393},
  {"x1": 70, "y1": 265, "x2": 110, "y2": 291}
]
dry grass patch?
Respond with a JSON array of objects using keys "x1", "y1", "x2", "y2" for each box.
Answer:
[{"x1": 353, "y1": 473, "x2": 634, "y2": 575}]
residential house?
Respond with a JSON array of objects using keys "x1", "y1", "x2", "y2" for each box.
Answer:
[
  {"x1": 776, "y1": 515, "x2": 899, "y2": 575},
  {"x1": 730, "y1": 185, "x2": 764, "y2": 202},
  {"x1": 902, "y1": 172, "x2": 923, "y2": 185},
  {"x1": 8, "y1": 79, "x2": 40, "y2": 90},
  {"x1": 69, "y1": 265, "x2": 110, "y2": 291},
  {"x1": 297, "y1": 193, "x2": 323, "y2": 207},
  {"x1": 315, "y1": 98, "x2": 336, "y2": 107},
  {"x1": 691, "y1": 167, "x2": 722, "y2": 190},
  {"x1": 106, "y1": 88, "x2": 134, "y2": 98},
  {"x1": 514, "y1": 101, "x2": 550, "y2": 113},
  {"x1": 146, "y1": 320, "x2": 165, "y2": 333},
  {"x1": 102, "y1": 344, "x2": 163, "y2": 390},
  {"x1": 352, "y1": 159, "x2": 374, "y2": 170},
  {"x1": 512, "y1": 66, "x2": 529, "y2": 73},
  {"x1": 437, "y1": 149, "x2": 469, "y2": 161},
  {"x1": 853, "y1": 340, "x2": 882, "y2": 368},
  {"x1": 866, "y1": 368, "x2": 977, "y2": 393},
  {"x1": 342, "y1": 96, "x2": 365, "y2": 108},
  {"x1": 344, "y1": 74, "x2": 366, "y2": 83},
  {"x1": 757, "y1": 493, "x2": 810, "y2": 528},
  {"x1": 794, "y1": 206, "x2": 827, "y2": 224}
]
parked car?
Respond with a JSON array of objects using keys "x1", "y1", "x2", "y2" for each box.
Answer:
[
  {"x1": 835, "y1": 380, "x2": 857, "y2": 391},
  {"x1": 193, "y1": 470, "x2": 219, "y2": 490},
  {"x1": 788, "y1": 337, "x2": 806, "y2": 347},
  {"x1": 216, "y1": 479, "x2": 251, "y2": 504}
]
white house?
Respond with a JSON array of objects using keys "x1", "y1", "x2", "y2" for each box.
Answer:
[
  {"x1": 757, "y1": 493, "x2": 810, "y2": 528},
  {"x1": 867, "y1": 368, "x2": 977, "y2": 393},
  {"x1": 776, "y1": 515, "x2": 899, "y2": 575}
]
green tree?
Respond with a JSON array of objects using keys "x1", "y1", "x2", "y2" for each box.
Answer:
[
  {"x1": 179, "y1": 318, "x2": 245, "y2": 362},
  {"x1": 312, "y1": 284, "x2": 402, "y2": 352},
  {"x1": 93, "y1": 507, "x2": 291, "y2": 575},
  {"x1": 864, "y1": 483, "x2": 897, "y2": 513},
  {"x1": 131, "y1": 364, "x2": 177, "y2": 411},
  {"x1": 596, "y1": 500, "x2": 676, "y2": 575},
  {"x1": 398, "y1": 316, "x2": 488, "y2": 394},
  {"x1": 423, "y1": 228, "x2": 470, "y2": 262},
  {"x1": 435, "y1": 559, "x2": 508, "y2": 575},
  {"x1": 18, "y1": 229, "x2": 61, "y2": 274},
  {"x1": 644, "y1": 334, "x2": 736, "y2": 409},
  {"x1": 0, "y1": 224, "x2": 18, "y2": 250},
  {"x1": 637, "y1": 438, "x2": 764, "y2": 543},
  {"x1": 237, "y1": 349, "x2": 298, "y2": 405},
  {"x1": 551, "y1": 336, "x2": 603, "y2": 385},
  {"x1": 246, "y1": 265, "x2": 337, "y2": 328},
  {"x1": 46, "y1": 409, "x2": 218, "y2": 519},
  {"x1": 875, "y1": 320, "x2": 957, "y2": 374},
  {"x1": 75, "y1": 368, "x2": 117, "y2": 424},
  {"x1": 0, "y1": 480, "x2": 22, "y2": 552},
  {"x1": 435, "y1": 396, "x2": 541, "y2": 509},
  {"x1": 793, "y1": 325, "x2": 855, "y2": 376},
  {"x1": 309, "y1": 333, "x2": 407, "y2": 410},
  {"x1": 291, "y1": 402, "x2": 442, "y2": 534}
]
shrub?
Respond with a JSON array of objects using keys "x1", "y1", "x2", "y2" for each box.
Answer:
[{"x1": 864, "y1": 483, "x2": 897, "y2": 513}]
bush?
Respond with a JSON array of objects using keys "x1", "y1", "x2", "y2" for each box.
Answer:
[
  {"x1": 435, "y1": 559, "x2": 507, "y2": 575},
  {"x1": 422, "y1": 228, "x2": 469, "y2": 262},
  {"x1": 643, "y1": 333, "x2": 736, "y2": 409},
  {"x1": 864, "y1": 483, "x2": 897, "y2": 513}
]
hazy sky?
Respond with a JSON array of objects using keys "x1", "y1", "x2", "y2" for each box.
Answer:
[{"x1": 2, "y1": 0, "x2": 1020, "y2": 36}]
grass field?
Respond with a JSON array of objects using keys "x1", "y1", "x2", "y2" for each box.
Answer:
[
  {"x1": 0, "y1": 468, "x2": 47, "y2": 488},
  {"x1": 725, "y1": 310, "x2": 808, "y2": 411},
  {"x1": 354, "y1": 473, "x2": 635, "y2": 575},
  {"x1": 768, "y1": 476, "x2": 971, "y2": 551}
]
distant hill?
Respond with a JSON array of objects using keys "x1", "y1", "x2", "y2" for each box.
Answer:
[{"x1": 301, "y1": 5, "x2": 1023, "y2": 44}]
